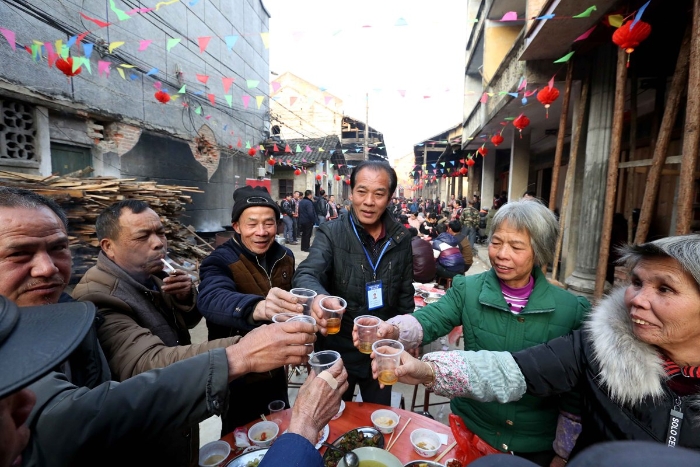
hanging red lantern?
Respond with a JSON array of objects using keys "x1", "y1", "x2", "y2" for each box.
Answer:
[
  {"x1": 55, "y1": 57, "x2": 81, "y2": 77},
  {"x1": 267, "y1": 158, "x2": 275, "y2": 166},
  {"x1": 477, "y1": 145, "x2": 488, "y2": 157},
  {"x1": 513, "y1": 114, "x2": 530, "y2": 138},
  {"x1": 612, "y1": 20, "x2": 652, "y2": 67},
  {"x1": 459, "y1": 166, "x2": 468, "y2": 175},
  {"x1": 316, "y1": 174, "x2": 322, "y2": 181},
  {"x1": 294, "y1": 169, "x2": 301, "y2": 176},
  {"x1": 537, "y1": 86, "x2": 560, "y2": 118},
  {"x1": 442, "y1": 174, "x2": 447, "y2": 179},
  {"x1": 491, "y1": 134, "x2": 504, "y2": 147},
  {"x1": 247, "y1": 148, "x2": 257, "y2": 156},
  {"x1": 154, "y1": 90, "x2": 170, "y2": 104},
  {"x1": 345, "y1": 179, "x2": 351, "y2": 185},
  {"x1": 466, "y1": 158, "x2": 475, "y2": 167},
  {"x1": 334, "y1": 174, "x2": 341, "y2": 181}
]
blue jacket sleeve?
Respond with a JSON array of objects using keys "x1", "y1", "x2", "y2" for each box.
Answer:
[
  {"x1": 197, "y1": 248, "x2": 264, "y2": 330},
  {"x1": 259, "y1": 433, "x2": 323, "y2": 467}
]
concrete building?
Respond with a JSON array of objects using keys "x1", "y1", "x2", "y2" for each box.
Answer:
[{"x1": 0, "y1": 0, "x2": 272, "y2": 233}]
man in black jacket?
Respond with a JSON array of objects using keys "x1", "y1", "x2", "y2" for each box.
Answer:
[
  {"x1": 298, "y1": 190, "x2": 316, "y2": 252},
  {"x1": 293, "y1": 161, "x2": 414, "y2": 405}
]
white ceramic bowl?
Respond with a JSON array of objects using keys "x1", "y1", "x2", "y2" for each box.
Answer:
[
  {"x1": 338, "y1": 447, "x2": 403, "y2": 467},
  {"x1": 371, "y1": 408, "x2": 400, "y2": 434},
  {"x1": 332, "y1": 399, "x2": 346, "y2": 420},
  {"x1": 247, "y1": 420, "x2": 279, "y2": 448},
  {"x1": 410, "y1": 428, "x2": 441, "y2": 457},
  {"x1": 198, "y1": 440, "x2": 231, "y2": 467}
]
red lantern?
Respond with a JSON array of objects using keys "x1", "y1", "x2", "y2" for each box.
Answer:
[
  {"x1": 466, "y1": 158, "x2": 475, "y2": 167},
  {"x1": 247, "y1": 148, "x2": 257, "y2": 156},
  {"x1": 294, "y1": 169, "x2": 301, "y2": 176},
  {"x1": 154, "y1": 90, "x2": 170, "y2": 104},
  {"x1": 267, "y1": 158, "x2": 275, "y2": 166},
  {"x1": 537, "y1": 87, "x2": 560, "y2": 118},
  {"x1": 513, "y1": 114, "x2": 530, "y2": 138},
  {"x1": 477, "y1": 146, "x2": 488, "y2": 157},
  {"x1": 345, "y1": 179, "x2": 351, "y2": 185},
  {"x1": 55, "y1": 57, "x2": 81, "y2": 77},
  {"x1": 442, "y1": 174, "x2": 447, "y2": 179},
  {"x1": 334, "y1": 174, "x2": 341, "y2": 181},
  {"x1": 316, "y1": 174, "x2": 322, "y2": 181},
  {"x1": 459, "y1": 166, "x2": 467, "y2": 175},
  {"x1": 491, "y1": 134, "x2": 504, "y2": 147},
  {"x1": 612, "y1": 20, "x2": 651, "y2": 67}
]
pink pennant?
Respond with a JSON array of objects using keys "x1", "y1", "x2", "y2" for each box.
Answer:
[
  {"x1": 43, "y1": 42, "x2": 57, "y2": 67},
  {"x1": 196, "y1": 74, "x2": 209, "y2": 84},
  {"x1": 153, "y1": 81, "x2": 162, "y2": 89},
  {"x1": 501, "y1": 11, "x2": 519, "y2": 21},
  {"x1": 207, "y1": 93, "x2": 216, "y2": 105},
  {"x1": 138, "y1": 40, "x2": 152, "y2": 51},
  {"x1": 574, "y1": 26, "x2": 596, "y2": 42},
  {"x1": 480, "y1": 93, "x2": 488, "y2": 103},
  {"x1": 302, "y1": 158, "x2": 307, "y2": 163},
  {"x1": 242, "y1": 95, "x2": 250, "y2": 109},
  {"x1": 305, "y1": 145, "x2": 312, "y2": 152},
  {"x1": 205, "y1": 115, "x2": 211, "y2": 120},
  {"x1": 290, "y1": 96, "x2": 297, "y2": 106},
  {"x1": 126, "y1": 7, "x2": 153, "y2": 15},
  {"x1": 518, "y1": 78, "x2": 527, "y2": 91},
  {"x1": 0, "y1": 28, "x2": 16, "y2": 51},
  {"x1": 524, "y1": 89, "x2": 537, "y2": 97},
  {"x1": 324, "y1": 96, "x2": 332, "y2": 105},
  {"x1": 548, "y1": 76, "x2": 555, "y2": 89},
  {"x1": 222, "y1": 77, "x2": 235, "y2": 94},
  {"x1": 271, "y1": 81, "x2": 281, "y2": 93},
  {"x1": 198, "y1": 36, "x2": 211, "y2": 54},
  {"x1": 398, "y1": 90, "x2": 406, "y2": 97},
  {"x1": 98, "y1": 60, "x2": 111, "y2": 77}
]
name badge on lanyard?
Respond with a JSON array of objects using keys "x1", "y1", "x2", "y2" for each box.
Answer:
[{"x1": 351, "y1": 215, "x2": 391, "y2": 311}]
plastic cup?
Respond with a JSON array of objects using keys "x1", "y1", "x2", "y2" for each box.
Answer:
[
  {"x1": 268, "y1": 400, "x2": 288, "y2": 429},
  {"x1": 309, "y1": 350, "x2": 341, "y2": 375},
  {"x1": 372, "y1": 339, "x2": 403, "y2": 386},
  {"x1": 271, "y1": 312, "x2": 298, "y2": 323},
  {"x1": 319, "y1": 296, "x2": 347, "y2": 335},
  {"x1": 288, "y1": 314, "x2": 316, "y2": 347},
  {"x1": 354, "y1": 315, "x2": 382, "y2": 354},
  {"x1": 290, "y1": 288, "x2": 317, "y2": 315}
]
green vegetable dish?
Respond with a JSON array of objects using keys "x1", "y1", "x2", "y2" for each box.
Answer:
[{"x1": 323, "y1": 428, "x2": 384, "y2": 467}]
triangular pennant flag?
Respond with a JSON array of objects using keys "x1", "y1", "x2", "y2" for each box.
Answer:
[
  {"x1": 574, "y1": 25, "x2": 596, "y2": 42},
  {"x1": 109, "y1": 0, "x2": 131, "y2": 21},
  {"x1": 256, "y1": 96, "x2": 264, "y2": 108},
  {"x1": 398, "y1": 90, "x2": 406, "y2": 97},
  {"x1": 72, "y1": 57, "x2": 83, "y2": 73},
  {"x1": 572, "y1": 6, "x2": 596, "y2": 18},
  {"x1": 245, "y1": 141, "x2": 251, "y2": 149},
  {"x1": 237, "y1": 138, "x2": 242, "y2": 148},
  {"x1": 608, "y1": 14, "x2": 624, "y2": 28},
  {"x1": 80, "y1": 58, "x2": 92, "y2": 74},
  {"x1": 501, "y1": 11, "x2": 518, "y2": 21},
  {"x1": 146, "y1": 67, "x2": 158, "y2": 76},
  {"x1": 166, "y1": 38, "x2": 181, "y2": 52},
  {"x1": 198, "y1": 36, "x2": 211, "y2": 54},
  {"x1": 324, "y1": 96, "x2": 333, "y2": 105},
  {"x1": 318, "y1": 147, "x2": 324, "y2": 152},
  {"x1": 284, "y1": 144, "x2": 292, "y2": 153},
  {"x1": 119, "y1": 64, "x2": 136, "y2": 69},
  {"x1": 108, "y1": 41, "x2": 124, "y2": 53},
  {"x1": 246, "y1": 80, "x2": 259, "y2": 88},
  {"x1": 395, "y1": 17, "x2": 407, "y2": 26},
  {"x1": 302, "y1": 158, "x2": 307, "y2": 162},
  {"x1": 633, "y1": 1, "x2": 650, "y2": 27},
  {"x1": 242, "y1": 95, "x2": 250, "y2": 109},
  {"x1": 553, "y1": 51, "x2": 575, "y2": 63},
  {"x1": 0, "y1": 28, "x2": 16, "y2": 51},
  {"x1": 548, "y1": 76, "x2": 555, "y2": 89},
  {"x1": 295, "y1": 144, "x2": 302, "y2": 153},
  {"x1": 508, "y1": 92, "x2": 518, "y2": 98},
  {"x1": 271, "y1": 81, "x2": 281, "y2": 93},
  {"x1": 225, "y1": 95, "x2": 232, "y2": 107},
  {"x1": 517, "y1": 77, "x2": 527, "y2": 91},
  {"x1": 305, "y1": 145, "x2": 312, "y2": 152},
  {"x1": 43, "y1": 42, "x2": 57, "y2": 67},
  {"x1": 79, "y1": 12, "x2": 110, "y2": 28},
  {"x1": 273, "y1": 144, "x2": 279, "y2": 151},
  {"x1": 97, "y1": 60, "x2": 111, "y2": 77},
  {"x1": 194, "y1": 106, "x2": 202, "y2": 114},
  {"x1": 260, "y1": 32, "x2": 270, "y2": 49},
  {"x1": 196, "y1": 74, "x2": 209, "y2": 84},
  {"x1": 535, "y1": 14, "x2": 555, "y2": 20},
  {"x1": 83, "y1": 43, "x2": 93, "y2": 59},
  {"x1": 138, "y1": 39, "x2": 152, "y2": 51},
  {"x1": 480, "y1": 92, "x2": 488, "y2": 103},
  {"x1": 117, "y1": 67, "x2": 126, "y2": 80},
  {"x1": 207, "y1": 93, "x2": 216, "y2": 105},
  {"x1": 290, "y1": 96, "x2": 297, "y2": 106},
  {"x1": 222, "y1": 77, "x2": 234, "y2": 93},
  {"x1": 178, "y1": 85, "x2": 186, "y2": 93},
  {"x1": 524, "y1": 89, "x2": 537, "y2": 97},
  {"x1": 224, "y1": 35, "x2": 238, "y2": 51}
]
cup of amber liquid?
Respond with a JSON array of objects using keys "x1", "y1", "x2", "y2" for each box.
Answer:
[
  {"x1": 372, "y1": 339, "x2": 404, "y2": 386},
  {"x1": 319, "y1": 296, "x2": 347, "y2": 335},
  {"x1": 354, "y1": 315, "x2": 382, "y2": 354}
]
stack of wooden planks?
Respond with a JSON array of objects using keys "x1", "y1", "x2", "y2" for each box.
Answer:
[{"x1": 0, "y1": 170, "x2": 212, "y2": 283}]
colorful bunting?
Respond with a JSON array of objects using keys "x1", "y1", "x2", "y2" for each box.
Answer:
[
  {"x1": 79, "y1": 12, "x2": 109, "y2": 28},
  {"x1": 207, "y1": 94, "x2": 216, "y2": 105},
  {"x1": 222, "y1": 77, "x2": 234, "y2": 93},
  {"x1": 573, "y1": 6, "x2": 596, "y2": 18},
  {"x1": 554, "y1": 51, "x2": 575, "y2": 63},
  {"x1": 198, "y1": 36, "x2": 211, "y2": 54},
  {"x1": 97, "y1": 60, "x2": 111, "y2": 77},
  {"x1": 242, "y1": 95, "x2": 250, "y2": 109},
  {"x1": 574, "y1": 26, "x2": 596, "y2": 42},
  {"x1": 155, "y1": 0, "x2": 179, "y2": 10},
  {"x1": 271, "y1": 81, "x2": 281, "y2": 93},
  {"x1": 225, "y1": 95, "x2": 232, "y2": 107},
  {"x1": 139, "y1": 40, "x2": 152, "y2": 51},
  {"x1": 196, "y1": 74, "x2": 209, "y2": 84},
  {"x1": 108, "y1": 41, "x2": 125, "y2": 53},
  {"x1": 224, "y1": 35, "x2": 238, "y2": 51},
  {"x1": 109, "y1": 0, "x2": 131, "y2": 21},
  {"x1": 260, "y1": 33, "x2": 270, "y2": 49},
  {"x1": 501, "y1": 11, "x2": 518, "y2": 21},
  {"x1": 166, "y1": 38, "x2": 181, "y2": 52},
  {"x1": 256, "y1": 96, "x2": 264, "y2": 109},
  {"x1": 83, "y1": 43, "x2": 93, "y2": 59},
  {"x1": 246, "y1": 80, "x2": 259, "y2": 88}
]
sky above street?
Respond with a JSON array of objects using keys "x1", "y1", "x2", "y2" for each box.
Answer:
[{"x1": 263, "y1": 0, "x2": 468, "y2": 163}]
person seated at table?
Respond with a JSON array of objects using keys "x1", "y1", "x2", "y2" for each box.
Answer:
[
  {"x1": 259, "y1": 360, "x2": 348, "y2": 467},
  {"x1": 409, "y1": 227, "x2": 436, "y2": 284},
  {"x1": 446, "y1": 220, "x2": 473, "y2": 273},
  {"x1": 373, "y1": 234, "x2": 700, "y2": 458},
  {"x1": 432, "y1": 227, "x2": 466, "y2": 280},
  {"x1": 420, "y1": 212, "x2": 439, "y2": 239},
  {"x1": 356, "y1": 198, "x2": 590, "y2": 466}
]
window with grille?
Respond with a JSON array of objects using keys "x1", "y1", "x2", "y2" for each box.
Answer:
[
  {"x1": 278, "y1": 179, "x2": 293, "y2": 199},
  {"x1": 0, "y1": 99, "x2": 36, "y2": 162}
]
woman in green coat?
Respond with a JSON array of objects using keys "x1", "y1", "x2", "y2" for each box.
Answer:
[{"x1": 355, "y1": 198, "x2": 590, "y2": 466}]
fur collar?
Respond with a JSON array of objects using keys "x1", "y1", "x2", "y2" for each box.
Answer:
[{"x1": 585, "y1": 288, "x2": 668, "y2": 406}]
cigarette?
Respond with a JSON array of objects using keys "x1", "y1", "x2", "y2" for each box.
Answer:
[{"x1": 161, "y1": 258, "x2": 176, "y2": 272}]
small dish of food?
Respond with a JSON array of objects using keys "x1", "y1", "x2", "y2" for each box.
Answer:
[
  {"x1": 247, "y1": 421, "x2": 279, "y2": 448},
  {"x1": 370, "y1": 408, "x2": 400, "y2": 434},
  {"x1": 331, "y1": 400, "x2": 346, "y2": 420},
  {"x1": 410, "y1": 428, "x2": 441, "y2": 457}
]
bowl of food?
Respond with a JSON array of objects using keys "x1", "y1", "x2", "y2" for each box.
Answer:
[
  {"x1": 370, "y1": 408, "x2": 400, "y2": 434},
  {"x1": 247, "y1": 421, "x2": 279, "y2": 448},
  {"x1": 338, "y1": 447, "x2": 403, "y2": 467},
  {"x1": 332, "y1": 399, "x2": 346, "y2": 421},
  {"x1": 410, "y1": 428, "x2": 441, "y2": 457},
  {"x1": 403, "y1": 461, "x2": 447, "y2": 467},
  {"x1": 198, "y1": 440, "x2": 231, "y2": 467}
]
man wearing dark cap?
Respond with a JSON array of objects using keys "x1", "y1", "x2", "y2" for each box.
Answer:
[{"x1": 198, "y1": 185, "x2": 303, "y2": 432}]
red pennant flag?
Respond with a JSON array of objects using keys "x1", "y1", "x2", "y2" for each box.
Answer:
[
  {"x1": 273, "y1": 144, "x2": 279, "y2": 152},
  {"x1": 222, "y1": 77, "x2": 234, "y2": 94},
  {"x1": 79, "y1": 12, "x2": 110, "y2": 28},
  {"x1": 207, "y1": 93, "x2": 216, "y2": 105},
  {"x1": 237, "y1": 138, "x2": 242, "y2": 148},
  {"x1": 290, "y1": 96, "x2": 297, "y2": 106},
  {"x1": 196, "y1": 74, "x2": 209, "y2": 84},
  {"x1": 285, "y1": 144, "x2": 292, "y2": 153},
  {"x1": 198, "y1": 36, "x2": 211, "y2": 54}
]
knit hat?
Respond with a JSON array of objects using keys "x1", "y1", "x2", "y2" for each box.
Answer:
[{"x1": 231, "y1": 185, "x2": 281, "y2": 222}]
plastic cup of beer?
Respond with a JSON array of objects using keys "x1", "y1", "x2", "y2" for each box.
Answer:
[
  {"x1": 309, "y1": 350, "x2": 341, "y2": 375},
  {"x1": 354, "y1": 315, "x2": 382, "y2": 355},
  {"x1": 319, "y1": 296, "x2": 347, "y2": 335},
  {"x1": 290, "y1": 288, "x2": 317, "y2": 315},
  {"x1": 372, "y1": 339, "x2": 404, "y2": 386},
  {"x1": 288, "y1": 314, "x2": 316, "y2": 347}
]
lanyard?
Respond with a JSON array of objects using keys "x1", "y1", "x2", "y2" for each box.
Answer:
[
  {"x1": 666, "y1": 396, "x2": 684, "y2": 447},
  {"x1": 350, "y1": 215, "x2": 391, "y2": 280}
]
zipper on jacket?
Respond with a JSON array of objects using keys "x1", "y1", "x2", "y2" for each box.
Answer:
[{"x1": 255, "y1": 254, "x2": 285, "y2": 289}]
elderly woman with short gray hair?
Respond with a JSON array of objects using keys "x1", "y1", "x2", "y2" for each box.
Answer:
[{"x1": 357, "y1": 198, "x2": 591, "y2": 466}]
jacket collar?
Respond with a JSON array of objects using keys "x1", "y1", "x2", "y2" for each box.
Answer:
[
  {"x1": 348, "y1": 208, "x2": 408, "y2": 245},
  {"x1": 479, "y1": 267, "x2": 555, "y2": 314},
  {"x1": 96, "y1": 251, "x2": 164, "y2": 291},
  {"x1": 585, "y1": 287, "x2": 668, "y2": 405}
]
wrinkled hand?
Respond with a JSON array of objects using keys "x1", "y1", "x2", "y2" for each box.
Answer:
[
  {"x1": 550, "y1": 455, "x2": 568, "y2": 467},
  {"x1": 161, "y1": 270, "x2": 193, "y2": 302},
  {"x1": 253, "y1": 287, "x2": 304, "y2": 321},
  {"x1": 225, "y1": 321, "x2": 315, "y2": 380},
  {"x1": 288, "y1": 359, "x2": 348, "y2": 445},
  {"x1": 371, "y1": 350, "x2": 430, "y2": 388},
  {"x1": 309, "y1": 294, "x2": 329, "y2": 336}
]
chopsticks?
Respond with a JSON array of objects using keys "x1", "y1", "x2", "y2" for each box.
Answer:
[
  {"x1": 434, "y1": 440, "x2": 458, "y2": 463},
  {"x1": 386, "y1": 417, "x2": 411, "y2": 451}
]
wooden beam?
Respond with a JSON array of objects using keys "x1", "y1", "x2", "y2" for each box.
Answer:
[
  {"x1": 594, "y1": 48, "x2": 627, "y2": 300},
  {"x1": 549, "y1": 60, "x2": 573, "y2": 210},
  {"x1": 619, "y1": 155, "x2": 682, "y2": 168}
]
